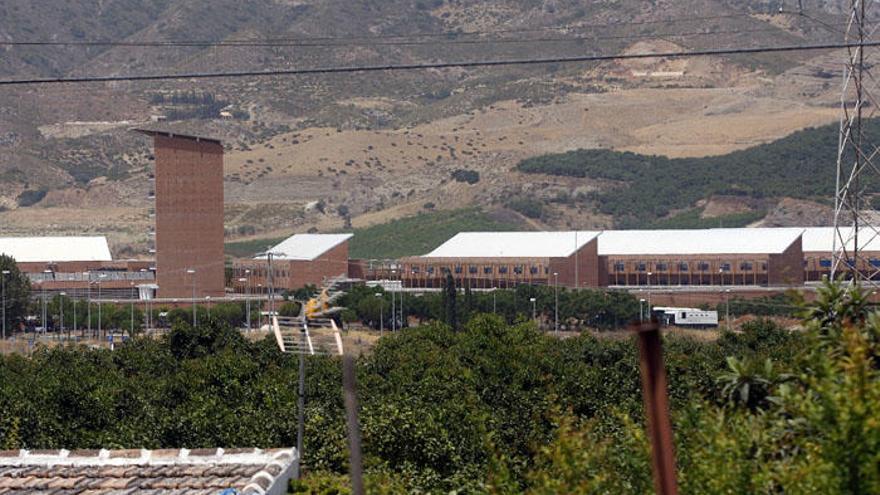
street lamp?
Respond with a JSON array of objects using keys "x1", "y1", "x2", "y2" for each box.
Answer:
[
  {"x1": 97, "y1": 273, "x2": 107, "y2": 337},
  {"x1": 640, "y1": 298, "x2": 646, "y2": 322},
  {"x1": 375, "y1": 292, "x2": 383, "y2": 337},
  {"x1": 725, "y1": 288, "x2": 732, "y2": 329},
  {"x1": 1, "y1": 269, "x2": 9, "y2": 340},
  {"x1": 646, "y1": 271, "x2": 653, "y2": 315},
  {"x1": 530, "y1": 297, "x2": 537, "y2": 325},
  {"x1": 129, "y1": 282, "x2": 135, "y2": 335},
  {"x1": 390, "y1": 269, "x2": 397, "y2": 332},
  {"x1": 553, "y1": 272, "x2": 559, "y2": 333},
  {"x1": 492, "y1": 286, "x2": 497, "y2": 314},
  {"x1": 186, "y1": 268, "x2": 197, "y2": 327},
  {"x1": 239, "y1": 277, "x2": 250, "y2": 331},
  {"x1": 59, "y1": 292, "x2": 66, "y2": 340}
]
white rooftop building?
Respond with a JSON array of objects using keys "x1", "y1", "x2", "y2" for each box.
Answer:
[
  {"x1": 0, "y1": 236, "x2": 112, "y2": 263},
  {"x1": 257, "y1": 233, "x2": 354, "y2": 261},
  {"x1": 801, "y1": 226, "x2": 880, "y2": 253},
  {"x1": 423, "y1": 231, "x2": 601, "y2": 258},
  {"x1": 597, "y1": 228, "x2": 805, "y2": 256}
]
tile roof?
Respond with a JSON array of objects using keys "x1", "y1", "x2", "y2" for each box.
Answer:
[
  {"x1": 0, "y1": 447, "x2": 297, "y2": 495},
  {"x1": 422, "y1": 231, "x2": 601, "y2": 258}
]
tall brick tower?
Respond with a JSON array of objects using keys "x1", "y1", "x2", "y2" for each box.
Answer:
[{"x1": 136, "y1": 130, "x2": 225, "y2": 299}]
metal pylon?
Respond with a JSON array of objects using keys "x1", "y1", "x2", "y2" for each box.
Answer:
[{"x1": 833, "y1": 0, "x2": 880, "y2": 286}]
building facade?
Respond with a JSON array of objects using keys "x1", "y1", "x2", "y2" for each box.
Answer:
[
  {"x1": 139, "y1": 130, "x2": 225, "y2": 299},
  {"x1": 598, "y1": 228, "x2": 806, "y2": 287},
  {"x1": 378, "y1": 231, "x2": 602, "y2": 289},
  {"x1": 232, "y1": 233, "x2": 353, "y2": 294}
]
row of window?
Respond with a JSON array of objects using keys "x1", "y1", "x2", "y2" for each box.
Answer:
[
  {"x1": 407, "y1": 265, "x2": 550, "y2": 276},
  {"x1": 811, "y1": 259, "x2": 880, "y2": 268},
  {"x1": 233, "y1": 267, "x2": 289, "y2": 279},
  {"x1": 613, "y1": 261, "x2": 765, "y2": 272}
]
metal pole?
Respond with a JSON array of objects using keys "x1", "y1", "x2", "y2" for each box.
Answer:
[
  {"x1": 640, "y1": 298, "x2": 645, "y2": 322},
  {"x1": 343, "y1": 355, "x2": 364, "y2": 495},
  {"x1": 130, "y1": 284, "x2": 134, "y2": 335},
  {"x1": 725, "y1": 289, "x2": 731, "y2": 329},
  {"x1": 493, "y1": 288, "x2": 496, "y2": 314},
  {"x1": 391, "y1": 268, "x2": 396, "y2": 332},
  {"x1": 1, "y1": 270, "x2": 7, "y2": 340},
  {"x1": 631, "y1": 320, "x2": 678, "y2": 495},
  {"x1": 59, "y1": 293, "x2": 64, "y2": 338},
  {"x1": 72, "y1": 295, "x2": 77, "y2": 340},
  {"x1": 97, "y1": 282, "x2": 102, "y2": 338},
  {"x1": 296, "y1": 325, "x2": 306, "y2": 478},
  {"x1": 87, "y1": 279, "x2": 92, "y2": 338},
  {"x1": 554, "y1": 272, "x2": 559, "y2": 333}
]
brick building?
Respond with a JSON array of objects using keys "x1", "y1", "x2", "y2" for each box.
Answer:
[
  {"x1": 138, "y1": 130, "x2": 225, "y2": 299},
  {"x1": 802, "y1": 226, "x2": 880, "y2": 281},
  {"x1": 0, "y1": 236, "x2": 154, "y2": 299},
  {"x1": 388, "y1": 231, "x2": 602, "y2": 289},
  {"x1": 232, "y1": 233, "x2": 353, "y2": 294},
  {"x1": 597, "y1": 228, "x2": 805, "y2": 287}
]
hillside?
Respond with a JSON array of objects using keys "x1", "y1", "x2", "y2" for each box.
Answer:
[
  {"x1": 517, "y1": 119, "x2": 871, "y2": 227},
  {"x1": 0, "y1": 1, "x2": 862, "y2": 254}
]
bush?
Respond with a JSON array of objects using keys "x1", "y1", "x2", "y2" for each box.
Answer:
[
  {"x1": 451, "y1": 169, "x2": 480, "y2": 184},
  {"x1": 16, "y1": 188, "x2": 47, "y2": 207}
]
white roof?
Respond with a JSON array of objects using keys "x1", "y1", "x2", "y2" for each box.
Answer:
[
  {"x1": 423, "y1": 231, "x2": 601, "y2": 258},
  {"x1": 802, "y1": 226, "x2": 880, "y2": 252},
  {"x1": 259, "y1": 233, "x2": 353, "y2": 261},
  {"x1": 0, "y1": 236, "x2": 112, "y2": 262},
  {"x1": 598, "y1": 228, "x2": 804, "y2": 256}
]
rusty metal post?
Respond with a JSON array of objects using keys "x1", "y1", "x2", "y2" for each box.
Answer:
[
  {"x1": 343, "y1": 355, "x2": 364, "y2": 495},
  {"x1": 631, "y1": 319, "x2": 678, "y2": 495}
]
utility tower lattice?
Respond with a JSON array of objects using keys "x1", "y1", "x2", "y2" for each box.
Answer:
[{"x1": 833, "y1": 0, "x2": 880, "y2": 285}]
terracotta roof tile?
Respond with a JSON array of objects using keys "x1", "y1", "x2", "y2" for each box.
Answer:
[{"x1": 0, "y1": 448, "x2": 298, "y2": 495}]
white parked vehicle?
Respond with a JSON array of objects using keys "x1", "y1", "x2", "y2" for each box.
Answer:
[{"x1": 652, "y1": 307, "x2": 719, "y2": 328}]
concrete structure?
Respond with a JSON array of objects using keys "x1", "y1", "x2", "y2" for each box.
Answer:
[
  {"x1": 598, "y1": 228, "x2": 805, "y2": 287},
  {"x1": 0, "y1": 236, "x2": 154, "y2": 298},
  {"x1": 138, "y1": 130, "x2": 225, "y2": 299},
  {"x1": 802, "y1": 226, "x2": 880, "y2": 281},
  {"x1": 232, "y1": 233, "x2": 353, "y2": 293},
  {"x1": 389, "y1": 231, "x2": 602, "y2": 288}
]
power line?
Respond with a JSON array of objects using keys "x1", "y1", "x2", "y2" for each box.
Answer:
[{"x1": 1, "y1": 40, "x2": 876, "y2": 86}]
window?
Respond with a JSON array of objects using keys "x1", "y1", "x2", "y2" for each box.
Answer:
[
  {"x1": 513, "y1": 265, "x2": 523, "y2": 274},
  {"x1": 655, "y1": 263, "x2": 668, "y2": 271},
  {"x1": 871, "y1": 259, "x2": 880, "y2": 268},
  {"x1": 698, "y1": 262, "x2": 709, "y2": 271},
  {"x1": 454, "y1": 265, "x2": 462, "y2": 274},
  {"x1": 720, "y1": 263, "x2": 731, "y2": 272},
  {"x1": 819, "y1": 258, "x2": 833, "y2": 268},
  {"x1": 426, "y1": 266, "x2": 435, "y2": 274},
  {"x1": 637, "y1": 262, "x2": 647, "y2": 272},
  {"x1": 530, "y1": 266, "x2": 539, "y2": 275},
  {"x1": 412, "y1": 266, "x2": 420, "y2": 274},
  {"x1": 678, "y1": 262, "x2": 689, "y2": 271},
  {"x1": 614, "y1": 262, "x2": 626, "y2": 272},
  {"x1": 469, "y1": 266, "x2": 478, "y2": 274},
  {"x1": 499, "y1": 266, "x2": 508, "y2": 274},
  {"x1": 740, "y1": 262, "x2": 753, "y2": 271},
  {"x1": 762, "y1": 262, "x2": 768, "y2": 271},
  {"x1": 483, "y1": 266, "x2": 493, "y2": 274}
]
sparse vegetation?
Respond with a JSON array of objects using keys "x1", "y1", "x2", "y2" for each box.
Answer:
[{"x1": 16, "y1": 188, "x2": 47, "y2": 207}]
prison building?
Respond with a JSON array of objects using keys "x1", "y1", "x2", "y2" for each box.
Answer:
[
  {"x1": 597, "y1": 228, "x2": 805, "y2": 287},
  {"x1": 137, "y1": 130, "x2": 225, "y2": 299},
  {"x1": 0, "y1": 236, "x2": 154, "y2": 298},
  {"x1": 394, "y1": 231, "x2": 601, "y2": 289},
  {"x1": 802, "y1": 226, "x2": 880, "y2": 281},
  {"x1": 232, "y1": 233, "x2": 353, "y2": 294}
]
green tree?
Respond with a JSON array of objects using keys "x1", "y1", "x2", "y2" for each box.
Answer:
[
  {"x1": 0, "y1": 255, "x2": 30, "y2": 336},
  {"x1": 443, "y1": 272, "x2": 457, "y2": 329}
]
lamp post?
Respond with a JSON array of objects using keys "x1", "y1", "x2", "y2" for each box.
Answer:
[
  {"x1": 553, "y1": 272, "x2": 559, "y2": 333},
  {"x1": 725, "y1": 288, "x2": 731, "y2": 329},
  {"x1": 59, "y1": 292, "x2": 66, "y2": 340},
  {"x1": 256, "y1": 283, "x2": 263, "y2": 328},
  {"x1": 647, "y1": 271, "x2": 653, "y2": 315},
  {"x1": 86, "y1": 273, "x2": 92, "y2": 338},
  {"x1": 492, "y1": 287, "x2": 497, "y2": 314},
  {"x1": 42, "y1": 269, "x2": 52, "y2": 335},
  {"x1": 72, "y1": 290, "x2": 77, "y2": 339},
  {"x1": 186, "y1": 268, "x2": 197, "y2": 327},
  {"x1": 390, "y1": 268, "x2": 397, "y2": 332},
  {"x1": 129, "y1": 282, "x2": 135, "y2": 335},
  {"x1": 1, "y1": 269, "x2": 9, "y2": 340},
  {"x1": 640, "y1": 298, "x2": 646, "y2": 322},
  {"x1": 530, "y1": 297, "x2": 537, "y2": 325},
  {"x1": 97, "y1": 273, "x2": 106, "y2": 338},
  {"x1": 206, "y1": 296, "x2": 212, "y2": 319},
  {"x1": 375, "y1": 292, "x2": 383, "y2": 337},
  {"x1": 239, "y1": 277, "x2": 250, "y2": 331}
]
